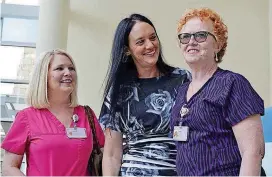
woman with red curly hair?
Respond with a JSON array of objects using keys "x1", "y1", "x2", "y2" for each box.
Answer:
[{"x1": 171, "y1": 8, "x2": 266, "y2": 176}]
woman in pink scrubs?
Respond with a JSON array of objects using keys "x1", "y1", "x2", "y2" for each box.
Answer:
[{"x1": 1, "y1": 49, "x2": 105, "y2": 176}]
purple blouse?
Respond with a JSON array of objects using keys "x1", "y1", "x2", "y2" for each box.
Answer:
[{"x1": 171, "y1": 68, "x2": 264, "y2": 176}]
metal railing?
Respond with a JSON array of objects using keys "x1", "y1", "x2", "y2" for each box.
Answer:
[{"x1": 0, "y1": 79, "x2": 29, "y2": 84}]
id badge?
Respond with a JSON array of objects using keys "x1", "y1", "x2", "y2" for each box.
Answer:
[
  {"x1": 66, "y1": 128, "x2": 87, "y2": 139},
  {"x1": 173, "y1": 126, "x2": 189, "y2": 141}
]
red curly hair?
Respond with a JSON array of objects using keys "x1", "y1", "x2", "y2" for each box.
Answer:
[{"x1": 177, "y1": 8, "x2": 228, "y2": 63}]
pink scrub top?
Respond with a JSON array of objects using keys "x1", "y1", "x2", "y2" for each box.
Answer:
[{"x1": 1, "y1": 105, "x2": 105, "y2": 176}]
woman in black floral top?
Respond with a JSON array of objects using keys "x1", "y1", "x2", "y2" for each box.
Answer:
[{"x1": 99, "y1": 13, "x2": 190, "y2": 176}]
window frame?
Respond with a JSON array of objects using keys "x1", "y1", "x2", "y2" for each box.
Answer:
[{"x1": 0, "y1": 3, "x2": 39, "y2": 47}]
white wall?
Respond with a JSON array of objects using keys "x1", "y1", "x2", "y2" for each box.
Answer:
[{"x1": 66, "y1": 0, "x2": 271, "y2": 113}]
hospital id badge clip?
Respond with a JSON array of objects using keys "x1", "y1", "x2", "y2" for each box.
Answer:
[
  {"x1": 66, "y1": 114, "x2": 86, "y2": 139},
  {"x1": 173, "y1": 104, "x2": 190, "y2": 141}
]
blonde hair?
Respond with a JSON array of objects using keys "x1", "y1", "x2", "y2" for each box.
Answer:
[
  {"x1": 177, "y1": 8, "x2": 228, "y2": 63},
  {"x1": 27, "y1": 49, "x2": 78, "y2": 108}
]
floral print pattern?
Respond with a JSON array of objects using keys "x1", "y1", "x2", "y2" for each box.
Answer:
[{"x1": 99, "y1": 68, "x2": 190, "y2": 176}]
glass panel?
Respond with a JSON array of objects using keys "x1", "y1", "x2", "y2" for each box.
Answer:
[
  {"x1": 0, "y1": 81, "x2": 28, "y2": 175},
  {"x1": 0, "y1": 46, "x2": 33, "y2": 176},
  {"x1": 2, "y1": 18, "x2": 38, "y2": 44},
  {"x1": 0, "y1": 46, "x2": 35, "y2": 81},
  {"x1": 5, "y1": 0, "x2": 39, "y2": 6},
  {"x1": 0, "y1": 83, "x2": 15, "y2": 95},
  {"x1": 0, "y1": 82, "x2": 29, "y2": 96}
]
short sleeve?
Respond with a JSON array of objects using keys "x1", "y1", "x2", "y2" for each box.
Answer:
[
  {"x1": 1, "y1": 110, "x2": 29, "y2": 155},
  {"x1": 224, "y1": 74, "x2": 264, "y2": 126},
  {"x1": 98, "y1": 89, "x2": 122, "y2": 133}
]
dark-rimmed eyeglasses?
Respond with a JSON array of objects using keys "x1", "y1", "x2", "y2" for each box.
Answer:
[{"x1": 178, "y1": 31, "x2": 217, "y2": 44}]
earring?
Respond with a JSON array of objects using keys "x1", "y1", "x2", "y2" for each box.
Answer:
[{"x1": 214, "y1": 52, "x2": 219, "y2": 62}]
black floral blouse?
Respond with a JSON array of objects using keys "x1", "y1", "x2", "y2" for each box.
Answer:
[{"x1": 99, "y1": 68, "x2": 190, "y2": 176}]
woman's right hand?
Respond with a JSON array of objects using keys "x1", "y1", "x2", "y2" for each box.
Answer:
[
  {"x1": 102, "y1": 129, "x2": 123, "y2": 176},
  {"x1": 2, "y1": 151, "x2": 25, "y2": 176}
]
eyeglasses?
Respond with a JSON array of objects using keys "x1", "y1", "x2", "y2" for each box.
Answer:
[{"x1": 178, "y1": 31, "x2": 217, "y2": 44}]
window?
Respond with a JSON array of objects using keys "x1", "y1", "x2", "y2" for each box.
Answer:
[
  {"x1": 0, "y1": 46, "x2": 34, "y2": 176},
  {"x1": 0, "y1": 46, "x2": 35, "y2": 80},
  {"x1": 0, "y1": 46, "x2": 35, "y2": 96},
  {"x1": 1, "y1": 18, "x2": 38, "y2": 46},
  {"x1": 0, "y1": 1, "x2": 39, "y2": 47},
  {"x1": 0, "y1": 2, "x2": 38, "y2": 173}
]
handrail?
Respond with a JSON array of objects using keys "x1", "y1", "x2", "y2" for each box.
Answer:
[
  {"x1": 0, "y1": 79, "x2": 29, "y2": 84},
  {"x1": 1, "y1": 117, "x2": 15, "y2": 122}
]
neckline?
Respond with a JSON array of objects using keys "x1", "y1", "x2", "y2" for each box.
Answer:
[
  {"x1": 137, "y1": 75, "x2": 164, "y2": 82},
  {"x1": 44, "y1": 106, "x2": 78, "y2": 130},
  {"x1": 184, "y1": 67, "x2": 221, "y2": 104}
]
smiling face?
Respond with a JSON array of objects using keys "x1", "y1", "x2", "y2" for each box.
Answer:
[
  {"x1": 47, "y1": 54, "x2": 77, "y2": 96},
  {"x1": 178, "y1": 17, "x2": 219, "y2": 65},
  {"x1": 127, "y1": 21, "x2": 160, "y2": 70}
]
